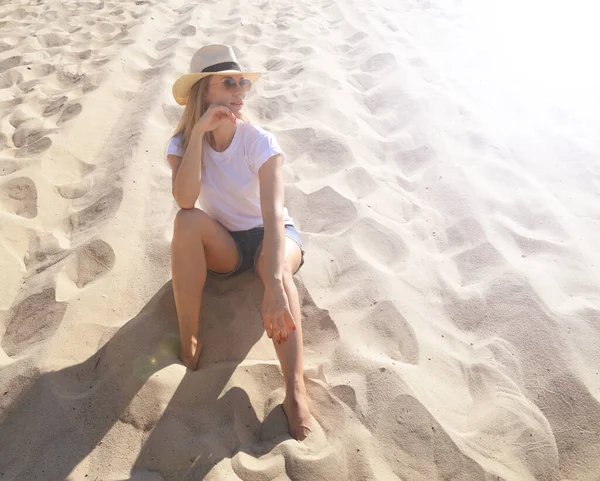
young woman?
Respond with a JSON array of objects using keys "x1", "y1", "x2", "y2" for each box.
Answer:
[{"x1": 166, "y1": 44, "x2": 312, "y2": 440}]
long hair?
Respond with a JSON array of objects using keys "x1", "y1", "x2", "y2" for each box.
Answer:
[{"x1": 169, "y1": 75, "x2": 252, "y2": 162}]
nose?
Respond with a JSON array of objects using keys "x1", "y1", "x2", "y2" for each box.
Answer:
[{"x1": 233, "y1": 86, "x2": 245, "y2": 98}]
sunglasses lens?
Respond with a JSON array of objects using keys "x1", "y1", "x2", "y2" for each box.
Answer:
[
  {"x1": 220, "y1": 77, "x2": 252, "y2": 91},
  {"x1": 223, "y1": 78, "x2": 236, "y2": 89}
]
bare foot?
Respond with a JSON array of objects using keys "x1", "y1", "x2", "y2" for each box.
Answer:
[
  {"x1": 180, "y1": 339, "x2": 203, "y2": 371},
  {"x1": 283, "y1": 387, "x2": 313, "y2": 441}
]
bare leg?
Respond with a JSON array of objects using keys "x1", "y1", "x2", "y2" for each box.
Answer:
[
  {"x1": 256, "y1": 237, "x2": 313, "y2": 440},
  {"x1": 171, "y1": 209, "x2": 238, "y2": 370},
  {"x1": 275, "y1": 268, "x2": 313, "y2": 441}
]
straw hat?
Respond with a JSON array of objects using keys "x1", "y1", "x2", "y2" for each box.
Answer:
[{"x1": 172, "y1": 44, "x2": 262, "y2": 106}]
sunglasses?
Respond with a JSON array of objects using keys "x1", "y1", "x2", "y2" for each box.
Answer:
[{"x1": 209, "y1": 76, "x2": 252, "y2": 92}]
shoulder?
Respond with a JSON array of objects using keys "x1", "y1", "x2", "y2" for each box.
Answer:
[
  {"x1": 239, "y1": 121, "x2": 276, "y2": 143},
  {"x1": 168, "y1": 134, "x2": 183, "y2": 147},
  {"x1": 166, "y1": 134, "x2": 184, "y2": 159}
]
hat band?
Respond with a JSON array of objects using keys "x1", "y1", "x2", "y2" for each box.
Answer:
[{"x1": 201, "y1": 61, "x2": 241, "y2": 73}]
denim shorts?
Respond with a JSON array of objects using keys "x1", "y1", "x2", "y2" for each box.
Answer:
[{"x1": 208, "y1": 224, "x2": 305, "y2": 278}]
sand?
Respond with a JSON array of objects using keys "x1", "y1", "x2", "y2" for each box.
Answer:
[{"x1": 1, "y1": 0, "x2": 600, "y2": 479}]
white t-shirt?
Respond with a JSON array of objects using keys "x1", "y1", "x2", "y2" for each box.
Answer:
[{"x1": 166, "y1": 119, "x2": 294, "y2": 231}]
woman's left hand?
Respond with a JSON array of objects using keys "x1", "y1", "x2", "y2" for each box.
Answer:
[{"x1": 262, "y1": 283, "x2": 296, "y2": 344}]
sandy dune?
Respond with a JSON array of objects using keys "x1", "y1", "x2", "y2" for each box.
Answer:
[{"x1": 1, "y1": 0, "x2": 599, "y2": 479}]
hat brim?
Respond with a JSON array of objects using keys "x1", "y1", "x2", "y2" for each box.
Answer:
[{"x1": 172, "y1": 71, "x2": 262, "y2": 106}]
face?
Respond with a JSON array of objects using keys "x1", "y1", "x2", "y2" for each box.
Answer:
[{"x1": 204, "y1": 74, "x2": 251, "y2": 115}]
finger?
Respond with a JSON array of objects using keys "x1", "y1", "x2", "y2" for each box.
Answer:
[
  {"x1": 283, "y1": 306, "x2": 296, "y2": 338},
  {"x1": 263, "y1": 315, "x2": 273, "y2": 339},
  {"x1": 221, "y1": 105, "x2": 235, "y2": 123},
  {"x1": 214, "y1": 105, "x2": 235, "y2": 123},
  {"x1": 279, "y1": 310, "x2": 288, "y2": 341},
  {"x1": 219, "y1": 109, "x2": 235, "y2": 124},
  {"x1": 278, "y1": 311, "x2": 286, "y2": 342},
  {"x1": 272, "y1": 312, "x2": 282, "y2": 344}
]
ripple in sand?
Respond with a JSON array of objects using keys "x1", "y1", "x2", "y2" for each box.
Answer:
[
  {"x1": 375, "y1": 394, "x2": 487, "y2": 478},
  {"x1": 452, "y1": 241, "x2": 506, "y2": 285},
  {"x1": 344, "y1": 166, "x2": 379, "y2": 198},
  {"x1": 285, "y1": 185, "x2": 358, "y2": 234},
  {"x1": 349, "y1": 217, "x2": 408, "y2": 273},
  {"x1": 0, "y1": 55, "x2": 21, "y2": 73}
]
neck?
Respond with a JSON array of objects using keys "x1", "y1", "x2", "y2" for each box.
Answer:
[{"x1": 209, "y1": 118, "x2": 238, "y2": 152}]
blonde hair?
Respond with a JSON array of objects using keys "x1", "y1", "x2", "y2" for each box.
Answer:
[{"x1": 169, "y1": 75, "x2": 252, "y2": 162}]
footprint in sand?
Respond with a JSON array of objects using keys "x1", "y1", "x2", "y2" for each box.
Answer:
[
  {"x1": 36, "y1": 33, "x2": 70, "y2": 48},
  {"x1": 12, "y1": 117, "x2": 54, "y2": 147},
  {"x1": 14, "y1": 137, "x2": 52, "y2": 158},
  {"x1": 43, "y1": 95, "x2": 69, "y2": 117},
  {"x1": 180, "y1": 25, "x2": 196, "y2": 36},
  {"x1": 0, "y1": 176, "x2": 37, "y2": 218},
  {"x1": 1, "y1": 288, "x2": 67, "y2": 357},
  {"x1": 56, "y1": 176, "x2": 95, "y2": 200},
  {"x1": 0, "y1": 160, "x2": 24, "y2": 177},
  {"x1": 55, "y1": 239, "x2": 116, "y2": 300},
  {"x1": 155, "y1": 37, "x2": 177, "y2": 51},
  {"x1": 358, "y1": 300, "x2": 419, "y2": 364},
  {"x1": 360, "y1": 52, "x2": 397, "y2": 73},
  {"x1": 68, "y1": 189, "x2": 123, "y2": 240},
  {"x1": 265, "y1": 57, "x2": 286, "y2": 71},
  {"x1": 56, "y1": 102, "x2": 82, "y2": 126}
]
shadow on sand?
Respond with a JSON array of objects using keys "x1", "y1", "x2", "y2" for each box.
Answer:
[{"x1": 0, "y1": 271, "x2": 337, "y2": 480}]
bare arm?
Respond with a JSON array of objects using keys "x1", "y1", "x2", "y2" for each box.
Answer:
[
  {"x1": 168, "y1": 105, "x2": 236, "y2": 209},
  {"x1": 259, "y1": 153, "x2": 286, "y2": 288},
  {"x1": 168, "y1": 126, "x2": 205, "y2": 209}
]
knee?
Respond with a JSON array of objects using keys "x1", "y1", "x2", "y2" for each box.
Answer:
[
  {"x1": 256, "y1": 256, "x2": 295, "y2": 285},
  {"x1": 174, "y1": 208, "x2": 207, "y2": 235},
  {"x1": 282, "y1": 261, "x2": 295, "y2": 283}
]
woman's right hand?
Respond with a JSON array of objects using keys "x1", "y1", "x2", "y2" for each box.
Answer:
[{"x1": 195, "y1": 104, "x2": 236, "y2": 133}]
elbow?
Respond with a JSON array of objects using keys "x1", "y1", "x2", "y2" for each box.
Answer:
[
  {"x1": 176, "y1": 202, "x2": 196, "y2": 210},
  {"x1": 172, "y1": 185, "x2": 201, "y2": 210},
  {"x1": 173, "y1": 191, "x2": 199, "y2": 210}
]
